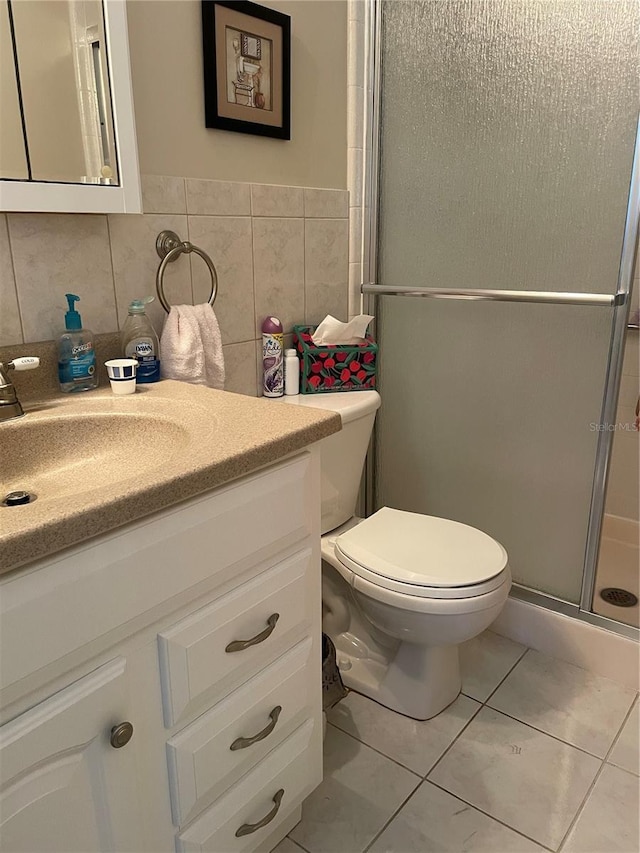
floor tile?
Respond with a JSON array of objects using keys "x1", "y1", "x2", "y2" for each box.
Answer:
[
  {"x1": 369, "y1": 781, "x2": 545, "y2": 853},
  {"x1": 428, "y1": 706, "x2": 601, "y2": 849},
  {"x1": 327, "y1": 691, "x2": 480, "y2": 776},
  {"x1": 270, "y1": 838, "x2": 306, "y2": 853},
  {"x1": 608, "y1": 698, "x2": 640, "y2": 776},
  {"x1": 562, "y1": 763, "x2": 640, "y2": 852},
  {"x1": 488, "y1": 649, "x2": 636, "y2": 757},
  {"x1": 289, "y1": 725, "x2": 419, "y2": 853},
  {"x1": 460, "y1": 631, "x2": 527, "y2": 702}
]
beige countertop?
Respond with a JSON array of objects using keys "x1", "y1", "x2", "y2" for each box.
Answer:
[{"x1": 0, "y1": 381, "x2": 341, "y2": 575}]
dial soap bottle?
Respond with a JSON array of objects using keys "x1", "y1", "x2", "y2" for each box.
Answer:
[{"x1": 58, "y1": 293, "x2": 98, "y2": 392}]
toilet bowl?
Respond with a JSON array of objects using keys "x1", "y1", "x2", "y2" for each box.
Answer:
[
  {"x1": 322, "y1": 509, "x2": 510, "y2": 719},
  {"x1": 281, "y1": 390, "x2": 511, "y2": 720}
]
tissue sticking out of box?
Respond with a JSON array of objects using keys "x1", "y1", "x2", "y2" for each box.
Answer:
[{"x1": 311, "y1": 315, "x2": 374, "y2": 346}]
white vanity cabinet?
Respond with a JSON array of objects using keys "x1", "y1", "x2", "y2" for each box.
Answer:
[
  {"x1": 0, "y1": 450, "x2": 323, "y2": 853},
  {"x1": 0, "y1": 657, "x2": 143, "y2": 853}
]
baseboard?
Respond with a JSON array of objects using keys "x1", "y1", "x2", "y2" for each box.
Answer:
[{"x1": 491, "y1": 597, "x2": 640, "y2": 691}]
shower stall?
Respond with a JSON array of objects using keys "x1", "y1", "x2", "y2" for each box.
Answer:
[{"x1": 361, "y1": 0, "x2": 639, "y2": 638}]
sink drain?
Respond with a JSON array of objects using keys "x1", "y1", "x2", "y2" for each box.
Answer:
[
  {"x1": 600, "y1": 587, "x2": 638, "y2": 608},
  {"x1": 2, "y1": 490, "x2": 37, "y2": 507}
]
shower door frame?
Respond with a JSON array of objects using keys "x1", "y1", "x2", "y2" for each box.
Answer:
[{"x1": 362, "y1": 0, "x2": 640, "y2": 641}]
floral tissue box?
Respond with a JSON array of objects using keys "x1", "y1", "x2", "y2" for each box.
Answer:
[{"x1": 293, "y1": 325, "x2": 378, "y2": 394}]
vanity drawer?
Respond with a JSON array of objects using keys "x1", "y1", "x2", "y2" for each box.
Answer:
[
  {"x1": 158, "y1": 549, "x2": 314, "y2": 726},
  {"x1": 167, "y1": 636, "x2": 315, "y2": 826},
  {"x1": 0, "y1": 454, "x2": 314, "y2": 691},
  {"x1": 176, "y1": 719, "x2": 320, "y2": 853}
]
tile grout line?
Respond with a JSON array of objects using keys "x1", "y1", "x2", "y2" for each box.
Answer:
[
  {"x1": 360, "y1": 778, "x2": 424, "y2": 853},
  {"x1": 327, "y1": 680, "x2": 492, "y2": 777},
  {"x1": 434, "y1": 646, "x2": 637, "y2": 851},
  {"x1": 285, "y1": 833, "x2": 312, "y2": 853},
  {"x1": 481, "y1": 644, "x2": 530, "y2": 706},
  {"x1": 303, "y1": 214, "x2": 307, "y2": 326},
  {"x1": 249, "y1": 207, "x2": 260, "y2": 395},
  {"x1": 482, "y1": 649, "x2": 639, "y2": 763},
  {"x1": 185, "y1": 212, "x2": 195, "y2": 308},
  {"x1": 480, "y1": 705, "x2": 615, "y2": 763},
  {"x1": 429, "y1": 672, "x2": 605, "y2": 853},
  {"x1": 327, "y1": 645, "x2": 532, "y2": 784},
  {"x1": 3, "y1": 213, "x2": 27, "y2": 345},
  {"x1": 324, "y1": 706, "x2": 555, "y2": 853},
  {"x1": 104, "y1": 214, "x2": 120, "y2": 332},
  {"x1": 426, "y1": 778, "x2": 555, "y2": 852},
  {"x1": 297, "y1": 641, "x2": 637, "y2": 853},
  {"x1": 361, "y1": 775, "x2": 555, "y2": 853},
  {"x1": 420, "y1": 697, "x2": 484, "y2": 778},
  {"x1": 324, "y1": 695, "x2": 486, "y2": 793},
  {"x1": 606, "y1": 692, "x2": 639, "y2": 775},
  {"x1": 243, "y1": 206, "x2": 258, "y2": 394},
  {"x1": 325, "y1": 720, "x2": 424, "y2": 779},
  {"x1": 425, "y1": 646, "x2": 530, "y2": 780},
  {"x1": 555, "y1": 693, "x2": 640, "y2": 852},
  {"x1": 329, "y1": 684, "x2": 618, "y2": 852},
  {"x1": 222, "y1": 336, "x2": 259, "y2": 347},
  {"x1": 179, "y1": 176, "x2": 187, "y2": 216},
  {"x1": 555, "y1": 765, "x2": 606, "y2": 850}
]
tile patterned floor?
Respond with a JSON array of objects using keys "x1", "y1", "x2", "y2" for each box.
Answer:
[{"x1": 273, "y1": 631, "x2": 639, "y2": 853}]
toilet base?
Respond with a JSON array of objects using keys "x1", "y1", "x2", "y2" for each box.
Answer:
[{"x1": 335, "y1": 636, "x2": 461, "y2": 720}]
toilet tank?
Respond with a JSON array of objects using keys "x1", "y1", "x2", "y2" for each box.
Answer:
[{"x1": 280, "y1": 391, "x2": 381, "y2": 533}]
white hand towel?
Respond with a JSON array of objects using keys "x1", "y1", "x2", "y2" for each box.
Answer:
[
  {"x1": 160, "y1": 304, "x2": 225, "y2": 390},
  {"x1": 193, "y1": 303, "x2": 225, "y2": 389}
]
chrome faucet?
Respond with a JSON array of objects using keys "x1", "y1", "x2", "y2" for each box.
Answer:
[{"x1": 0, "y1": 357, "x2": 40, "y2": 421}]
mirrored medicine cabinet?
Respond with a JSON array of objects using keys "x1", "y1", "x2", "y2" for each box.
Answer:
[{"x1": 0, "y1": 0, "x2": 141, "y2": 213}]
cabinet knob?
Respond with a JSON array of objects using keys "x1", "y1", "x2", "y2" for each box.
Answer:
[{"x1": 110, "y1": 721, "x2": 134, "y2": 748}]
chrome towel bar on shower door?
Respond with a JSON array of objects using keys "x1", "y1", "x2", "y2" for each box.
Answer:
[{"x1": 361, "y1": 284, "x2": 619, "y2": 307}]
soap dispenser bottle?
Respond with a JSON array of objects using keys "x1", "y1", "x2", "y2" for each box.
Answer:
[
  {"x1": 58, "y1": 293, "x2": 98, "y2": 393},
  {"x1": 121, "y1": 296, "x2": 161, "y2": 383}
]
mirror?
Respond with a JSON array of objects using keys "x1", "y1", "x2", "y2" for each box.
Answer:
[
  {"x1": 0, "y1": 0, "x2": 140, "y2": 213},
  {"x1": 0, "y1": 0, "x2": 28, "y2": 179},
  {"x1": 1, "y1": 0, "x2": 117, "y2": 185}
]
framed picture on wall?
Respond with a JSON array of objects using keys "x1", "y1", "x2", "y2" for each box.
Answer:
[{"x1": 201, "y1": 0, "x2": 291, "y2": 139}]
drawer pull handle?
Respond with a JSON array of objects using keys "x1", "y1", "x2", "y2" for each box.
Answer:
[
  {"x1": 235, "y1": 789, "x2": 284, "y2": 837},
  {"x1": 225, "y1": 613, "x2": 279, "y2": 653},
  {"x1": 230, "y1": 705, "x2": 282, "y2": 751}
]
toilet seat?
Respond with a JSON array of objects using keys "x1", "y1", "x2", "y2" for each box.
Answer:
[{"x1": 334, "y1": 507, "x2": 509, "y2": 600}]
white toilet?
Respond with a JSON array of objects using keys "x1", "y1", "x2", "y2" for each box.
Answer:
[{"x1": 282, "y1": 390, "x2": 511, "y2": 720}]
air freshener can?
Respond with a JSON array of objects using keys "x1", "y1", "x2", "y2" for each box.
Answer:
[{"x1": 262, "y1": 316, "x2": 284, "y2": 397}]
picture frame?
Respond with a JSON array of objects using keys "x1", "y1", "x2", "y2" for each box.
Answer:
[{"x1": 201, "y1": 0, "x2": 291, "y2": 140}]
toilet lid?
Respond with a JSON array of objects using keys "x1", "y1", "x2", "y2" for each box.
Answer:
[{"x1": 335, "y1": 507, "x2": 508, "y2": 593}]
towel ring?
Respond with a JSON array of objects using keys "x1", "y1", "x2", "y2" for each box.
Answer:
[{"x1": 155, "y1": 230, "x2": 218, "y2": 313}]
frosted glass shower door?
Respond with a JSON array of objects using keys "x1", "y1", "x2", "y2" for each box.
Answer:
[{"x1": 374, "y1": 1, "x2": 638, "y2": 603}]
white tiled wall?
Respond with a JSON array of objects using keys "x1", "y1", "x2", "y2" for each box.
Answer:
[{"x1": 0, "y1": 176, "x2": 350, "y2": 397}]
